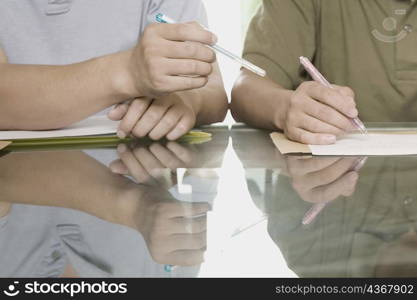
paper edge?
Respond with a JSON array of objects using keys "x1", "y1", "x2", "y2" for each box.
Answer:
[
  {"x1": 0, "y1": 141, "x2": 11, "y2": 150},
  {"x1": 270, "y1": 132, "x2": 311, "y2": 154}
]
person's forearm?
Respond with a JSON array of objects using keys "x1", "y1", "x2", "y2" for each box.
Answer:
[
  {"x1": 231, "y1": 70, "x2": 293, "y2": 130},
  {"x1": 177, "y1": 63, "x2": 228, "y2": 125},
  {"x1": 0, "y1": 51, "x2": 137, "y2": 130},
  {"x1": 0, "y1": 151, "x2": 140, "y2": 225}
]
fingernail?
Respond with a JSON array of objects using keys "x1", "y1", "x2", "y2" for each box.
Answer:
[
  {"x1": 348, "y1": 172, "x2": 359, "y2": 183},
  {"x1": 117, "y1": 144, "x2": 127, "y2": 154},
  {"x1": 117, "y1": 130, "x2": 126, "y2": 139},
  {"x1": 323, "y1": 135, "x2": 336, "y2": 144},
  {"x1": 110, "y1": 163, "x2": 125, "y2": 174},
  {"x1": 349, "y1": 108, "x2": 359, "y2": 118},
  {"x1": 167, "y1": 130, "x2": 181, "y2": 141}
]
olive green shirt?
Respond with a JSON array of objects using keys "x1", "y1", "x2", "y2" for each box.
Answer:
[{"x1": 244, "y1": 0, "x2": 417, "y2": 122}]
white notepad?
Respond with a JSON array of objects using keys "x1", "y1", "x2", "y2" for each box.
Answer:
[
  {"x1": 310, "y1": 133, "x2": 417, "y2": 156},
  {"x1": 0, "y1": 116, "x2": 119, "y2": 140},
  {"x1": 271, "y1": 132, "x2": 417, "y2": 156}
]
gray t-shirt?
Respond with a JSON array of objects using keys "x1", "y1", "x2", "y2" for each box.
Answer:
[
  {"x1": 0, "y1": 0, "x2": 208, "y2": 65},
  {"x1": 0, "y1": 0, "x2": 208, "y2": 116}
]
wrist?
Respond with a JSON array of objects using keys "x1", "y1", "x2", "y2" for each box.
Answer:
[
  {"x1": 110, "y1": 182, "x2": 145, "y2": 229},
  {"x1": 173, "y1": 91, "x2": 203, "y2": 121},
  {"x1": 100, "y1": 50, "x2": 143, "y2": 100},
  {"x1": 273, "y1": 90, "x2": 293, "y2": 130}
]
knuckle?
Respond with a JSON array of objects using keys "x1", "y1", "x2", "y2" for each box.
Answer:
[
  {"x1": 162, "y1": 115, "x2": 177, "y2": 127},
  {"x1": 177, "y1": 24, "x2": 189, "y2": 40},
  {"x1": 299, "y1": 132, "x2": 311, "y2": 144},
  {"x1": 342, "y1": 86, "x2": 355, "y2": 97},
  {"x1": 204, "y1": 63, "x2": 213, "y2": 75},
  {"x1": 189, "y1": 61, "x2": 198, "y2": 74},
  {"x1": 132, "y1": 126, "x2": 144, "y2": 137},
  {"x1": 147, "y1": 111, "x2": 161, "y2": 123},
  {"x1": 206, "y1": 48, "x2": 216, "y2": 62},
  {"x1": 184, "y1": 43, "x2": 198, "y2": 57}
]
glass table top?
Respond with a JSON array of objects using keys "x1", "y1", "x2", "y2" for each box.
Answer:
[{"x1": 1, "y1": 124, "x2": 417, "y2": 278}]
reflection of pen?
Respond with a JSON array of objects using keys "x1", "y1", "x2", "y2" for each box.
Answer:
[
  {"x1": 155, "y1": 13, "x2": 266, "y2": 77},
  {"x1": 299, "y1": 57, "x2": 368, "y2": 135},
  {"x1": 301, "y1": 157, "x2": 368, "y2": 225}
]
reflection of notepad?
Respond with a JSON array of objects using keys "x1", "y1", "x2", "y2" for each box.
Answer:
[
  {"x1": 271, "y1": 132, "x2": 417, "y2": 156},
  {"x1": 0, "y1": 116, "x2": 119, "y2": 140}
]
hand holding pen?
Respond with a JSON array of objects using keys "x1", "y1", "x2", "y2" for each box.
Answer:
[
  {"x1": 155, "y1": 13, "x2": 266, "y2": 77},
  {"x1": 300, "y1": 57, "x2": 367, "y2": 135},
  {"x1": 281, "y1": 57, "x2": 367, "y2": 145}
]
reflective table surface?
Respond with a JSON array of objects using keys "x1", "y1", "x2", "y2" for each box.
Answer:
[{"x1": 1, "y1": 124, "x2": 417, "y2": 278}]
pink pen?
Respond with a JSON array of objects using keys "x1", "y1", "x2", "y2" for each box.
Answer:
[
  {"x1": 301, "y1": 157, "x2": 368, "y2": 225},
  {"x1": 299, "y1": 56, "x2": 368, "y2": 134}
]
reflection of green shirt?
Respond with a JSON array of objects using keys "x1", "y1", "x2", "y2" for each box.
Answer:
[
  {"x1": 244, "y1": 0, "x2": 417, "y2": 122},
  {"x1": 263, "y1": 157, "x2": 417, "y2": 277}
]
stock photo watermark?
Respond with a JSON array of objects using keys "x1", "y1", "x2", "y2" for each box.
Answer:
[
  {"x1": 2, "y1": 281, "x2": 128, "y2": 298},
  {"x1": 372, "y1": 9, "x2": 411, "y2": 43}
]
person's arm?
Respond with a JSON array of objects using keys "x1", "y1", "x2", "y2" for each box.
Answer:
[
  {"x1": 231, "y1": 69, "x2": 293, "y2": 130},
  {"x1": 231, "y1": 0, "x2": 357, "y2": 145},
  {"x1": 0, "y1": 22, "x2": 217, "y2": 130},
  {"x1": 175, "y1": 63, "x2": 228, "y2": 126},
  {"x1": 0, "y1": 151, "x2": 137, "y2": 223},
  {"x1": 0, "y1": 48, "x2": 131, "y2": 130}
]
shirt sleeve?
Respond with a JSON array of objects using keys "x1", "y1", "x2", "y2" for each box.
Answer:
[
  {"x1": 243, "y1": 0, "x2": 318, "y2": 89},
  {"x1": 146, "y1": 0, "x2": 208, "y2": 28}
]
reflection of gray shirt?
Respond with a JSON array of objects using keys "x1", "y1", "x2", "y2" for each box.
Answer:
[{"x1": 0, "y1": 204, "x2": 199, "y2": 277}]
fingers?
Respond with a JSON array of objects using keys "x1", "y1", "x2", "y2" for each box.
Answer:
[
  {"x1": 118, "y1": 99, "x2": 152, "y2": 138},
  {"x1": 115, "y1": 144, "x2": 153, "y2": 183},
  {"x1": 160, "y1": 202, "x2": 210, "y2": 219},
  {"x1": 302, "y1": 99, "x2": 355, "y2": 132},
  {"x1": 156, "y1": 22, "x2": 217, "y2": 45},
  {"x1": 132, "y1": 146, "x2": 165, "y2": 176},
  {"x1": 131, "y1": 101, "x2": 170, "y2": 138},
  {"x1": 297, "y1": 114, "x2": 345, "y2": 136},
  {"x1": 171, "y1": 216, "x2": 207, "y2": 234},
  {"x1": 286, "y1": 127, "x2": 337, "y2": 145},
  {"x1": 167, "y1": 231, "x2": 207, "y2": 251},
  {"x1": 303, "y1": 82, "x2": 358, "y2": 118},
  {"x1": 167, "y1": 142, "x2": 193, "y2": 165},
  {"x1": 167, "y1": 114, "x2": 195, "y2": 140},
  {"x1": 286, "y1": 157, "x2": 341, "y2": 176},
  {"x1": 164, "y1": 58, "x2": 213, "y2": 76},
  {"x1": 163, "y1": 40, "x2": 216, "y2": 63},
  {"x1": 308, "y1": 171, "x2": 359, "y2": 203},
  {"x1": 109, "y1": 159, "x2": 128, "y2": 175},
  {"x1": 302, "y1": 157, "x2": 358, "y2": 189},
  {"x1": 108, "y1": 102, "x2": 130, "y2": 121},
  {"x1": 148, "y1": 143, "x2": 188, "y2": 169},
  {"x1": 165, "y1": 249, "x2": 205, "y2": 266},
  {"x1": 157, "y1": 76, "x2": 209, "y2": 94},
  {"x1": 148, "y1": 106, "x2": 183, "y2": 140}
]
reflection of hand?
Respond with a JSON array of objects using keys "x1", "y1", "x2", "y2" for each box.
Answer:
[
  {"x1": 110, "y1": 142, "x2": 194, "y2": 187},
  {"x1": 125, "y1": 187, "x2": 209, "y2": 266},
  {"x1": 286, "y1": 156, "x2": 365, "y2": 204}
]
